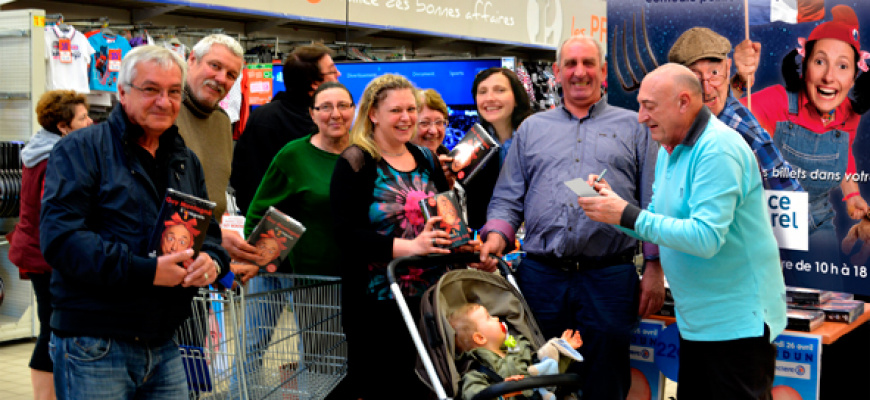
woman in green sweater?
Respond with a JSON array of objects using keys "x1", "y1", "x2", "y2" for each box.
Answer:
[
  {"x1": 244, "y1": 81, "x2": 354, "y2": 276},
  {"x1": 234, "y1": 82, "x2": 354, "y2": 399}
]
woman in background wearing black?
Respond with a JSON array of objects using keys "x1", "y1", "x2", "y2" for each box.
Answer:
[{"x1": 448, "y1": 67, "x2": 533, "y2": 230}]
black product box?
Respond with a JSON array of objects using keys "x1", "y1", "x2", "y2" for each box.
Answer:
[
  {"x1": 822, "y1": 300, "x2": 864, "y2": 323},
  {"x1": 786, "y1": 286, "x2": 833, "y2": 306},
  {"x1": 656, "y1": 301, "x2": 675, "y2": 317},
  {"x1": 828, "y1": 291, "x2": 855, "y2": 301},
  {"x1": 786, "y1": 309, "x2": 826, "y2": 332},
  {"x1": 790, "y1": 300, "x2": 865, "y2": 324}
]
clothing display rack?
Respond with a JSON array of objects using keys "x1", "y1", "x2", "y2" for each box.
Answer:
[{"x1": 0, "y1": 3, "x2": 42, "y2": 347}]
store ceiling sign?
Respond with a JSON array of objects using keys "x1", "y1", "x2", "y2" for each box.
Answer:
[{"x1": 185, "y1": 0, "x2": 605, "y2": 48}]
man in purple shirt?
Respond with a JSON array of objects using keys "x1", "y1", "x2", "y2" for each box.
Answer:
[{"x1": 477, "y1": 36, "x2": 663, "y2": 399}]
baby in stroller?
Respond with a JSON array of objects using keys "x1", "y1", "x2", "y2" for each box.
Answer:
[{"x1": 449, "y1": 303, "x2": 583, "y2": 400}]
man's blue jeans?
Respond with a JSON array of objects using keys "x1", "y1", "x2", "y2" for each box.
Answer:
[
  {"x1": 49, "y1": 333, "x2": 187, "y2": 400},
  {"x1": 515, "y1": 256, "x2": 639, "y2": 400}
]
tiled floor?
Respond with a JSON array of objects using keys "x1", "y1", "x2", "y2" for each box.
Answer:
[{"x1": 0, "y1": 338, "x2": 36, "y2": 400}]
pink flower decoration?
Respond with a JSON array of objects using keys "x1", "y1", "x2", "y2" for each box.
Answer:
[{"x1": 404, "y1": 190, "x2": 431, "y2": 227}]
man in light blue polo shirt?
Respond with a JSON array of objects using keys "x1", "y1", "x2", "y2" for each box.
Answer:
[{"x1": 579, "y1": 63, "x2": 787, "y2": 400}]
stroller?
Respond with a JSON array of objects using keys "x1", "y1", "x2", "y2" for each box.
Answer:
[{"x1": 387, "y1": 253, "x2": 582, "y2": 400}]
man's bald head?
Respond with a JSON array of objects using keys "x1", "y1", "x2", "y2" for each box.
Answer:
[
  {"x1": 645, "y1": 63, "x2": 704, "y2": 100},
  {"x1": 637, "y1": 63, "x2": 705, "y2": 148}
]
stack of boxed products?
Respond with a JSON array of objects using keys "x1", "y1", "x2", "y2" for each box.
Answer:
[
  {"x1": 654, "y1": 284, "x2": 864, "y2": 332},
  {"x1": 785, "y1": 286, "x2": 864, "y2": 332}
]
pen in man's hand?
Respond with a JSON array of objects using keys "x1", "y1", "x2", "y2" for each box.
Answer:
[{"x1": 594, "y1": 169, "x2": 608, "y2": 184}]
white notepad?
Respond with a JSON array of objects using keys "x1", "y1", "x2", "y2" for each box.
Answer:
[{"x1": 563, "y1": 178, "x2": 601, "y2": 197}]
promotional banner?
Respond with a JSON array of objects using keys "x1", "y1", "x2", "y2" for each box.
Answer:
[
  {"x1": 642, "y1": 322, "x2": 822, "y2": 400},
  {"x1": 772, "y1": 332, "x2": 822, "y2": 400},
  {"x1": 607, "y1": 0, "x2": 870, "y2": 295},
  {"x1": 629, "y1": 320, "x2": 667, "y2": 400},
  {"x1": 148, "y1": 0, "x2": 605, "y2": 49},
  {"x1": 243, "y1": 63, "x2": 273, "y2": 106}
]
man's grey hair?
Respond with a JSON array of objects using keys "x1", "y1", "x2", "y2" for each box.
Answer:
[
  {"x1": 117, "y1": 45, "x2": 187, "y2": 95},
  {"x1": 556, "y1": 35, "x2": 605, "y2": 67},
  {"x1": 191, "y1": 34, "x2": 245, "y2": 62}
]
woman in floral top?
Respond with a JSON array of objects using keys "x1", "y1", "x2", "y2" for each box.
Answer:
[{"x1": 331, "y1": 74, "x2": 460, "y2": 399}]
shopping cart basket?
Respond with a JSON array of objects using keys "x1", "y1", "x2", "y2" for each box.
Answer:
[{"x1": 175, "y1": 274, "x2": 347, "y2": 400}]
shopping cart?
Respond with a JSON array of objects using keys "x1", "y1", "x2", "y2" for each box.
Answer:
[{"x1": 175, "y1": 274, "x2": 347, "y2": 400}]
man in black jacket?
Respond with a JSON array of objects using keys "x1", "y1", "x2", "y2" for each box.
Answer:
[
  {"x1": 230, "y1": 43, "x2": 340, "y2": 214},
  {"x1": 40, "y1": 45, "x2": 230, "y2": 399}
]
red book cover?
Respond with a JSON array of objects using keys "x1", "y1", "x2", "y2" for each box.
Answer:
[
  {"x1": 148, "y1": 188, "x2": 215, "y2": 260},
  {"x1": 419, "y1": 191, "x2": 471, "y2": 249},
  {"x1": 246, "y1": 206, "x2": 305, "y2": 271}
]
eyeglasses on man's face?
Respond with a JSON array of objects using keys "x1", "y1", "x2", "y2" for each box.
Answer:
[
  {"x1": 690, "y1": 62, "x2": 728, "y2": 87},
  {"x1": 313, "y1": 102, "x2": 354, "y2": 113},
  {"x1": 128, "y1": 83, "x2": 184, "y2": 102}
]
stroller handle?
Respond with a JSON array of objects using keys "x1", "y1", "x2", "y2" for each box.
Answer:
[
  {"x1": 472, "y1": 373, "x2": 582, "y2": 400},
  {"x1": 386, "y1": 253, "x2": 511, "y2": 285}
]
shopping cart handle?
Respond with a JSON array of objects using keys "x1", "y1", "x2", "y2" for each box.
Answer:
[
  {"x1": 471, "y1": 373, "x2": 581, "y2": 400},
  {"x1": 386, "y1": 253, "x2": 510, "y2": 285}
]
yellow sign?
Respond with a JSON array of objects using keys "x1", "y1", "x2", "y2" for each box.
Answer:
[{"x1": 33, "y1": 15, "x2": 45, "y2": 27}]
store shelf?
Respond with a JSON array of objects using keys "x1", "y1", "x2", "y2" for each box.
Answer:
[{"x1": 0, "y1": 216, "x2": 37, "y2": 344}]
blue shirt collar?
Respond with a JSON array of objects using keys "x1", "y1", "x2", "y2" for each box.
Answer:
[{"x1": 559, "y1": 95, "x2": 608, "y2": 121}]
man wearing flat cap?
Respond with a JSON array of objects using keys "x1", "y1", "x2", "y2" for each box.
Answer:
[{"x1": 669, "y1": 27, "x2": 803, "y2": 192}]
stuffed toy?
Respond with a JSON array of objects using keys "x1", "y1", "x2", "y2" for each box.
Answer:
[
  {"x1": 842, "y1": 210, "x2": 870, "y2": 265},
  {"x1": 527, "y1": 338, "x2": 585, "y2": 400}
]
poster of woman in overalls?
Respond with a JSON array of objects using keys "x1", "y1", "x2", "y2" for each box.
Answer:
[{"x1": 607, "y1": 0, "x2": 870, "y2": 296}]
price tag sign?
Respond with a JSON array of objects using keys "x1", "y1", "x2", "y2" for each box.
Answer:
[
  {"x1": 58, "y1": 38, "x2": 72, "y2": 63},
  {"x1": 108, "y1": 49, "x2": 122, "y2": 72}
]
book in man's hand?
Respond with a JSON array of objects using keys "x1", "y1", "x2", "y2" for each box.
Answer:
[
  {"x1": 447, "y1": 123, "x2": 499, "y2": 185},
  {"x1": 147, "y1": 188, "x2": 216, "y2": 260},
  {"x1": 247, "y1": 206, "x2": 306, "y2": 272},
  {"x1": 419, "y1": 191, "x2": 471, "y2": 249}
]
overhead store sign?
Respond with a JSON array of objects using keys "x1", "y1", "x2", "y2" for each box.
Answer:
[{"x1": 178, "y1": 0, "x2": 605, "y2": 49}]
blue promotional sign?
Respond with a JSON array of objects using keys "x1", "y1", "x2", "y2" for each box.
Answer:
[
  {"x1": 630, "y1": 320, "x2": 667, "y2": 400},
  {"x1": 640, "y1": 322, "x2": 822, "y2": 399},
  {"x1": 772, "y1": 332, "x2": 822, "y2": 400},
  {"x1": 273, "y1": 64, "x2": 284, "y2": 95},
  {"x1": 652, "y1": 323, "x2": 680, "y2": 382},
  {"x1": 336, "y1": 58, "x2": 508, "y2": 106},
  {"x1": 607, "y1": 0, "x2": 870, "y2": 295}
]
